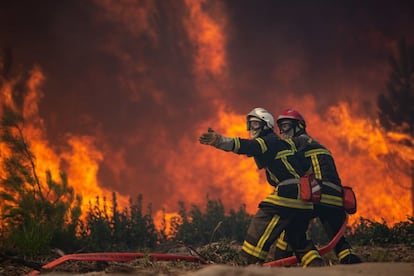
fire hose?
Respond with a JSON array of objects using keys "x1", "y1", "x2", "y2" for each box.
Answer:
[
  {"x1": 28, "y1": 216, "x2": 348, "y2": 274},
  {"x1": 28, "y1": 252, "x2": 208, "y2": 275}
]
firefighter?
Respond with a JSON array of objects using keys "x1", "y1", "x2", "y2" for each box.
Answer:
[
  {"x1": 273, "y1": 108, "x2": 362, "y2": 264},
  {"x1": 199, "y1": 107, "x2": 324, "y2": 267}
]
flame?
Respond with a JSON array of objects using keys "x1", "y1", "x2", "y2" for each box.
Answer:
[
  {"x1": 1, "y1": 1, "x2": 412, "y2": 235},
  {"x1": 161, "y1": 98, "x2": 413, "y2": 231},
  {"x1": 1, "y1": 70, "x2": 411, "y2": 233},
  {"x1": 162, "y1": 105, "x2": 270, "y2": 217},
  {"x1": 0, "y1": 66, "x2": 129, "y2": 220},
  {"x1": 184, "y1": 0, "x2": 228, "y2": 79},
  {"x1": 323, "y1": 102, "x2": 413, "y2": 225},
  {"x1": 154, "y1": 210, "x2": 180, "y2": 237}
]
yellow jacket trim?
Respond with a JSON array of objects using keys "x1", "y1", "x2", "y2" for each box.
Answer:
[
  {"x1": 304, "y1": 148, "x2": 332, "y2": 157},
  {"x1": 255, "y1": 137, "x2": 267, "y2": 153},
  {"x1": 274, "y1": 150, "x2": 301, "y2": 178},
  {"x1": 263, "y1": 193, "x2": 313, "y2": 209},
  {"x1": 266, "y1": 168, "x2": 279, "y2": 183},
  {"x1": 320, "y1": 194, "x2": 343, "y2": 207},
  {"x1": 284, "y1": 138, "x2": 297, "y2": 151},
  {"x1": 275, "y1": 149, "x2": 295, "y2": 159},
  {"x1": 305, "y1": 148, "x2": 332, "y2": 179},
  {"x1": 281, "y1": 157, "x2": 300, "y2": 178},
  {"x1": 310, "y1": 155, "x2": 322, "y2": 178},
  {"x1": 233, "y1": 137, "x2": 240, "y2": 152}
]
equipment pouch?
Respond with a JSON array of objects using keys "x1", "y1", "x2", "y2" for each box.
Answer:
[
  {"x1": 343, "y1": 186, "x2": 357, "y2": 214},
  {"x1": 300, "y1": 172, "x2": 321, "y2": 203}
]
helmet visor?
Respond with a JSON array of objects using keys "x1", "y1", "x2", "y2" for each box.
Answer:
[
  {"x1": 247, "y1": 119, "x2": 264, "y2": 130},
  {"x1": 277, "y1": 120, "x2": 294, "y2": 134},
  {"x1": 277, "y1": 122, "x2": 293, "y2": 133}
]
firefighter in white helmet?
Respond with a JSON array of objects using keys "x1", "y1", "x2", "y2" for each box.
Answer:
[
  {"x1": 199, "y1": 107, "x2": 324, "y2": 267},
  {"x1": 274, "y1": 108, "x2": 362, "y2": 264}
]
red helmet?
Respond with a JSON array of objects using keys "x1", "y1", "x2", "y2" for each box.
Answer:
[{"x1": 276, "y1": 108, "x2": 306, "y2": 128}]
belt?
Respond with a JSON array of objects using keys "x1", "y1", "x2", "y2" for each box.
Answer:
[
  {"x1": 322, "y1": 181, "x2": 342, "y2": 193},
  {"x1": 277, "y1": 178, "x2": 300, "y2": 186}
]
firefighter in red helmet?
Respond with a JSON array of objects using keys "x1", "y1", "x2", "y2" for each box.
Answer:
[
  {"x1": 276, "y1": 109, "x2": 307, "y2": 137},
  {"x1": 199, "y1": 107, "x2": 324, "y2": 267},
  {"x1": 273, "y1": 108, "x2": 362, "y2": 264}
]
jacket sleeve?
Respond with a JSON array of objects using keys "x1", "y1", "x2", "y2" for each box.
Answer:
[{"x1": 233, "y1": 137, "x2": 271, "y2": 156}]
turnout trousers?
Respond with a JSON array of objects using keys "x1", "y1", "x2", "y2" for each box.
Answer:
[
  {"x1": 241, "y1": 185, "x2": 321, "y2": 266},
  {"x1": 273, "y1": 190, "x2": 359, "y2": 263}
]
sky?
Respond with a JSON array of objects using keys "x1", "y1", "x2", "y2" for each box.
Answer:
[{"x1": 0, "y1": 0, "x2": 413, "y2": 224}]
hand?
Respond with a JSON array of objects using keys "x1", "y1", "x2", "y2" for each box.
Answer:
[{"x1": 199, "y1": 128, "x2": 220, "y2": 146}]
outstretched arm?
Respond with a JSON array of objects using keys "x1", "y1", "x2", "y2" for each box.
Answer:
[{"x1": 199, "y1": 128, "x2": 234, "y2": 152}]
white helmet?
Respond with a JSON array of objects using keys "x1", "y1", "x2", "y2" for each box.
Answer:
[{"x1": 246, "y1": 107, "x2": 274, "y2": 138}]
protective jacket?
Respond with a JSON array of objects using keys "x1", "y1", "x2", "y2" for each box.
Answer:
[
  {"x1": 273, "y1": 133, "x2": 360, "y2": 264},
  {"x1": 232, "y1": 130, "x2": 313, "y2": 210},
  {"x1": 286, "y1": 134, "x2": 343, "y2": 207},
  {"x1": 230, "y1": 129, "x2": 319, "y2": 265},
  {"x1": 200, "y1": 127, "x2": 322, "y2": 266}
]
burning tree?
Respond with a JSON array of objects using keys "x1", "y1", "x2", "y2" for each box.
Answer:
[
  {"x1": 0, "y1": 49, "x2": 82, "y2": 256},
  {"x1": 0, "y1": 106, "x2": 82, "y2": 255},
  {"x1": 377, "y1": 37, "x2": 414, "y2": 216}
]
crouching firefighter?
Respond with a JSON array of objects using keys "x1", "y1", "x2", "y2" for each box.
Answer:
[
  {"x1": 199, "y1": 107, "x2": 324, "y2": 267},
  {"x1": 272, "y1": 108, "x2": 362, "y2": 264}
]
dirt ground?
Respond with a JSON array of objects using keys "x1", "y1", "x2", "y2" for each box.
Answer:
[
  {"x1": 14, "y1": 263, "x2": 414, "y2": 276},
  {"x1": 190, "y1": 263, "x2": 414, "y2": 276},
  {"x1": 2, "y1": 244, "x2": 414, "y2": 275}
]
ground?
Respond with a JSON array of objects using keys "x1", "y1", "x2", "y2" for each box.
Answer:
[{"x1": 1, "y1": 244, "x2": 414, "y2": 275}]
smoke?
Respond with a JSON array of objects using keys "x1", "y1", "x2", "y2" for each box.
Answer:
[{"x1": 0, "y1": 0, "x2": 413, "y2": 222}]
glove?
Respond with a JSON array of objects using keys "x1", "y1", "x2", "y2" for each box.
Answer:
[
  {"x1": 199, "y1": 128, "x2": 234, "y2": 151},
  {"x1": 199, "y1": 128, "x2": 220, "y2": 146}
]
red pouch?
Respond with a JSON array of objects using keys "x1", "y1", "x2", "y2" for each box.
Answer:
[
  {"x1": 300, "y1": 172, "x2": 321, "y2": 203},
  {"x1": 343, "y1": 186, "x2": 357, "y2": 214}
]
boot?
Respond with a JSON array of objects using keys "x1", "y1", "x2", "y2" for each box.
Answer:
[
  {"x1": 306, "y1": 257, "x2": 325, "y2": 267},
  {"x1": 339, "y1": 253, "x2": 362, "y2": 264}
]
